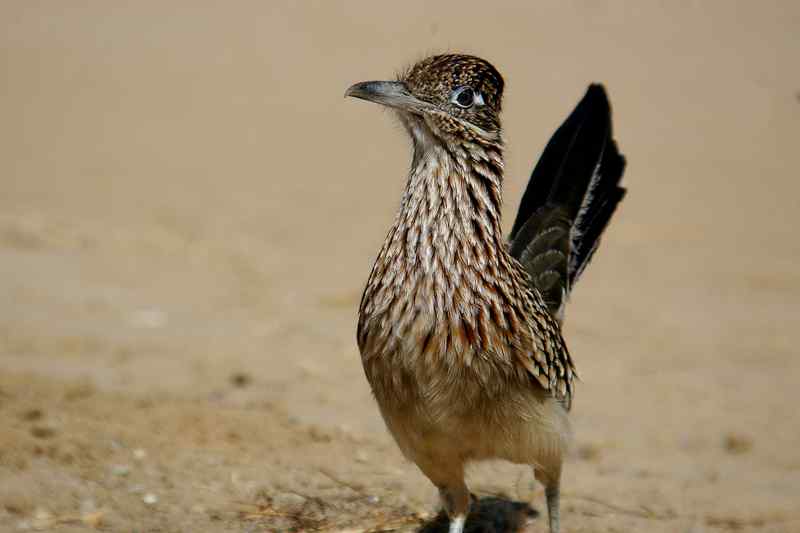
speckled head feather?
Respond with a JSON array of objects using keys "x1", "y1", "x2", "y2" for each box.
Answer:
[{"x1": 401, "y1": 54, "x2": 505, "y2": 137}]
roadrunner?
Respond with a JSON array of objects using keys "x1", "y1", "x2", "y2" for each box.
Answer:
[{"x1": 346, "y1": 54, "x2": 626, "y2": 533}]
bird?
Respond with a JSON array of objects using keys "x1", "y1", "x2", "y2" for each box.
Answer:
[{"x1": 345, "y1": 54, "x2": 626, "y2": 533}]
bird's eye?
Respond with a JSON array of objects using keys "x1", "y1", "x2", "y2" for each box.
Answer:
[{"x1": 451, "y1": 86, "x2": 477, "y2": 108}]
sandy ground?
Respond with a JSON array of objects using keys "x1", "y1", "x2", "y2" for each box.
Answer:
[{"x1": 1, "y1": 1, "x2": 799, "y2": 531}]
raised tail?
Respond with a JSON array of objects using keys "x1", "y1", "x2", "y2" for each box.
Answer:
[{"x1": 508, "y1": 84, "x2": 626, "y2": 319}]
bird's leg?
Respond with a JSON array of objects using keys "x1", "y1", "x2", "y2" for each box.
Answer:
[
  {"x1": 439, "y1": 482, "x2": 470, "y2": 533},
  {"x1": 534, "y1": 468, "x2": 561, "y2": 533},
  {"x1": 544, "y1": 484, "x2": 560, "y2": 533}
]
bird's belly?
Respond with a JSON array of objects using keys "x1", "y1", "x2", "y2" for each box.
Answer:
[{"x1": 363, "y1": 348, "x2": 570, "y2": 469}]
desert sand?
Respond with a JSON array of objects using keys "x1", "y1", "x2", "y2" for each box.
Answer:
[{"x1": 1, "y1": 1, "x2": 799, "y2": 531}]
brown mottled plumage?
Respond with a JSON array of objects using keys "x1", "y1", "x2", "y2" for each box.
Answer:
[{"x1": 346, "y1": 54, "x2": 626, "y2": 533}]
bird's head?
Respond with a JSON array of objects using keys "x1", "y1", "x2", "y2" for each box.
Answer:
[{"x1": 346, "y1": 54, "x2": 505, "y2": 146}]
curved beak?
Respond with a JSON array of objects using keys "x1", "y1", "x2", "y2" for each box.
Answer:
[{"x1": 345, "y1": 81, "x2": 428, "y2": 113}]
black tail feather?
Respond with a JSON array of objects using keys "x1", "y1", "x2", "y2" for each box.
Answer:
[
  {"x1": 509, "y1": 84, "x2": 626, "y2": 316},
  {"x1": 510, "y1": 84, "x2": 612, "y2": 239},
  {"x1": 569, "y1": 137, "x2": 626, "y2": 285}
]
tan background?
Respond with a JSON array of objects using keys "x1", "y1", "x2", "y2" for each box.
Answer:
[{"x1": 1, "y1": 1, "x2": 799, "y2": 531}]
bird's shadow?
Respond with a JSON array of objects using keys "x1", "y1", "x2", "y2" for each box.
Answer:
[{"x1": 417, "y1": 495, "x2": 538, "y2": 533}]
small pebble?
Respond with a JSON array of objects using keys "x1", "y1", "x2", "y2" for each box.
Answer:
[
  {"x1": 20, "y1": 408, "x2": 43, "y2": 421},
  {"x1": 143, "y1": 493, "x2": 158, "y2": 505},
  {"x1": 30, "y1": 426, "x2": 56, "y2": 439},
  {"x1": 577, "y1": 442, "x2": 602, "y2": 461},
  {"x1": 230, "y1": 372, "x2": 252, "y2": 388},
  {"x1": 133, "y1": 448, "x2": 147, "y2": 460},
  {"x1": 355, "y1": 449, "x2": 369, "y2": 463},
  {"x1": 33, "y1": 508, "x2": 51, "y2": 521},
  {"x1": 130, "y1": 309, "x2": 168, "y2": 329},
  {"x1": 307, "y1": 427, "x2": 332, "y2": 443},
  {"x1": 367, "y1": 495, "x2": 380, "y2": 504},
  {"x1": 111, "y1": 464, "x2": 131, "y2": 477},
  {"x1": 81, "y1": 511, "x2": 105, "y2": 528},
  {"x1": 80, "y1": 499, "x2": 97, "y2": 514},
  {"x1": 272, "y1": 492, "x2": 305, "y2": 507},
  {"x1": 723, "y1": 433, "x2": 753, "y2": 455}
]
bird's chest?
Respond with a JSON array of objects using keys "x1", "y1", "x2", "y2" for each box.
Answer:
[{"x1": 358, "y1": 273, "x2": 518, "y2": 418}]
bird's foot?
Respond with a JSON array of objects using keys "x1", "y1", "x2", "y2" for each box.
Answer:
[{"x1": 448, "y1": 514, "x2": 466, "y2": 533}]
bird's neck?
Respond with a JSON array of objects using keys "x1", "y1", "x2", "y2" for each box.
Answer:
[
  {"x1": 391, "y1": 128, "x2": 507, "y2": 274},
  {"x1": 357, "y1": 125, "x2": 520, "y2": 359}
]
